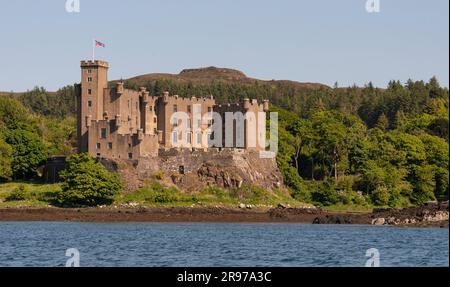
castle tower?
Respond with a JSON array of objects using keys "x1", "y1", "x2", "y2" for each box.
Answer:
[{"x1": 77, "y1": 60, "x2": 109, "y2": 152}]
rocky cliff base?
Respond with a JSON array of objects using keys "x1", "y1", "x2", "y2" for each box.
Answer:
[{"x1": 101, "y1": 149, "x2": 284, "y2": 193}]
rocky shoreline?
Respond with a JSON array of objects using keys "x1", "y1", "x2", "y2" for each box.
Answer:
[
  {"x1": 369, "y1": 201, "x2": 449, "y2": 227},
  {"x1": 0, "y1": 202, "x2": 447, "y2": 227}
]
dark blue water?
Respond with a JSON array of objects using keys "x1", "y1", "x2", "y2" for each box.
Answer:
[{"x1": 0, "y1": 222, "x2": 448, "y2": 267}]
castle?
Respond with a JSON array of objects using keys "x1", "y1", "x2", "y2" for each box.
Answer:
[{"x1": 75, "y1": 60, "x2": 270, "y2": 160}]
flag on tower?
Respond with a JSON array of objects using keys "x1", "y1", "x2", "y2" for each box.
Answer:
[
  {"x1": 95, "y1": 40, "x2": 106, "y2": 47},
  {"x1": 92, "y1": 39, "x2": 106, "y2": 61}
]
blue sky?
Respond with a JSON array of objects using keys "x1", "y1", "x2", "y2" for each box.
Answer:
[{"x1": 0, "y1": 0, "x2": 448, "y2": 91}]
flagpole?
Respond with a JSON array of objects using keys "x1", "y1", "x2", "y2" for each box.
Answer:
[{"x1": 92, "y1": 39, "x2": 95, "y2": 61}]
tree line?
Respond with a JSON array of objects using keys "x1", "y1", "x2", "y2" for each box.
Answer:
[{"x1": 1, "y1": 77, "x2": 448, "y2": 208}]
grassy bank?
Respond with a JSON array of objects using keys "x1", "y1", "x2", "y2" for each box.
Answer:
[
  {"x1": 0, "y1": 181, "x2": 313, "y2": 209},
  {"x1": 0, "y1": 182, "x2": 61, "y2": 207},
  {"x1": 0, "y1": 181, "x2": 379, "y2": 212},
  {"x1": 115, "y1": 181, "x2": 309, "y2": 208}
]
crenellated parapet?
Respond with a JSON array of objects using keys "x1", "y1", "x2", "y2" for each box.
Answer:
[
  {"x1": 162, "y1": 91, "x2": 215, "y2": 105},
  {"x1": 80, "y1": 60, "x2": 109, "y2": 68}
]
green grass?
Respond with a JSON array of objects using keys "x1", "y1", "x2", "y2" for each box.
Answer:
[
  {"x1": 115, "y1": 181, "x2": 311, "y2": 208},
  {"x1": 0, "y1": 182, "x2": 61, "y2": 207},
  {"x1": 1, "y1": 181, "x2": 378, "y2": 212}
]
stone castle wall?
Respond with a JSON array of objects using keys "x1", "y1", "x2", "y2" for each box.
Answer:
[{"x1": 101, "y1": 149, "x2": 283, "y2": 193}]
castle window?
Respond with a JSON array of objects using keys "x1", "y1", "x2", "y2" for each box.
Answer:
[
  {"x1": 96, "y1": 143, "x2": 101, "y2": 149},
  {"x1": 173, "y1": 105, "x2": 177, "y2": 112},
  {"x1": 128, "y1": 153, "x2": 133, "y2": 159},
  {"x1": 172, "y1": 131, "x2": 178, "y2": 144},
  {"x1": 108, "y1": 142, "x2": 113, "y2": 149},
  {"x1": 128, "y1": 143, "x2": 132, "y2": 148},
  {"x1": 88, "y1": 69, "x2": 92, "y2": 74},
  {"x1": 88, "y1": 89, "x2": 92, "y2": 95},
  {"x1": 154, "y1": 117, "x2": 157, "y2": 123},
  {"x1": 196, "y1": 132, "x2": 202, "y2": 145},
  {"x1": 149, "y1": 106, "x2": 153, "y2": 112},
  {"x1": 87, "y1": 77, "x2": 93, "y2": 82},
  {"x1": 101, "y1": 128, "x2": 107, "y2": 139},
  {"x1": 187, "y1": 132, "x2": 192, "y2": 144},
  {"x1": 179, "y1": 166, "x2": 185, "y2": 175},
  {"x1": 88, "y1": 100, "x2": 92, "y2": 107},
  {"x1": 187, "y1": 105, "x2": 191, "y2": 113}
]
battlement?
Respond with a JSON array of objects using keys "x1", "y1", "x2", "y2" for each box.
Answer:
[
  {"x1": 246, "y1": 98, "x2": 268, "y2": 111},
  {"x1": 162, "y1": 91, "x2": 215, "y2": 104},
  {"x1": 81, "y1": 60, "x2": 109, "y2": 68}
]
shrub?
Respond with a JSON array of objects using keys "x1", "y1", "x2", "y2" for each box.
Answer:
[
  {"x1": 122, "y1": 181, "x2": 179, "y2": 204},
  {"x1": 154, "y1": 170, "x2": 165, "y2": 180},
  {"x1": 230, "y1": 185, "x2": 270, "y2": 203},
  {"x1": 6, "y1": 129, "x2": 48, "y2": 179},
  {"x1": 311, "y1": 180, "x2": 340, "y2": 206},
  {"x1": 371, "y1": 186, "x2": 390, "y2": 206},
  {"x1": 5, "y1": 184, "x2": 28, "y2": 201},
  {"x1": 56, "y1": 153, "x2": 123, "y2": 207}
]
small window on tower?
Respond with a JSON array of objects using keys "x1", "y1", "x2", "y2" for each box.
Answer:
[
  {"x1": 101, "y1": 128, "x2": 107, "y2": 139},
  {"x1": 87, "y1": 77, "x2": 93, "y2": 82},
  {"x1": 149, "y1": 106, "x2": 153, "y2": 112},
  {"x1": 108, "y1": 142, "x2": 113, "y2": 149},
  {"x1": 128, "y1": 153, "x2": 133, "y2": 159},
  {"x1": 173, "y1": 105, "x2": 177, "y2": 112},
  {"x1": 88, "y1": 101, "x2": 92, "y2": 107},
  {"x1": 88, "y1": 89, "x2": 92, "y2": 95},
  {"x1": 88, "y1": 69, "x2": 92, "y2": 74},
  {"x1": 154, "y1": 117, "x2": 157, "y2": 123},
  {"x1": 96, "y1": 143, "x2": 101, "y2": 149}
]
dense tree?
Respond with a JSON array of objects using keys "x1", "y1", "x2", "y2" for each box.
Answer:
[
  {"x1": 5, "y1": 129, "x2": 48, "y2": 179},
  {"x1": 56, "y1": 153, "x2": 124, "y2": 207},
  {"x1": 0, "y1": 136, "x2": 13, "y2": 180}
]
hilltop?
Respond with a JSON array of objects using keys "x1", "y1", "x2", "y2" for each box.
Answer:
[{"x1": 122, "y1": 66, "x2": 328, "y2": 90}]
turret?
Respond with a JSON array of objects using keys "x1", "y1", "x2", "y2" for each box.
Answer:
[
  {"x1": 78, "y1": 60, "x2": 109, "y2": 153},
  {"x1": 263, "y1": 99, "x2": 269, "y2": 112},
  {"x1": 243, "y1": 98, "x2": 250, "y2": 109},
  {"x1": 116, "y1": 82, "x2": 124, "y2": 95}
]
